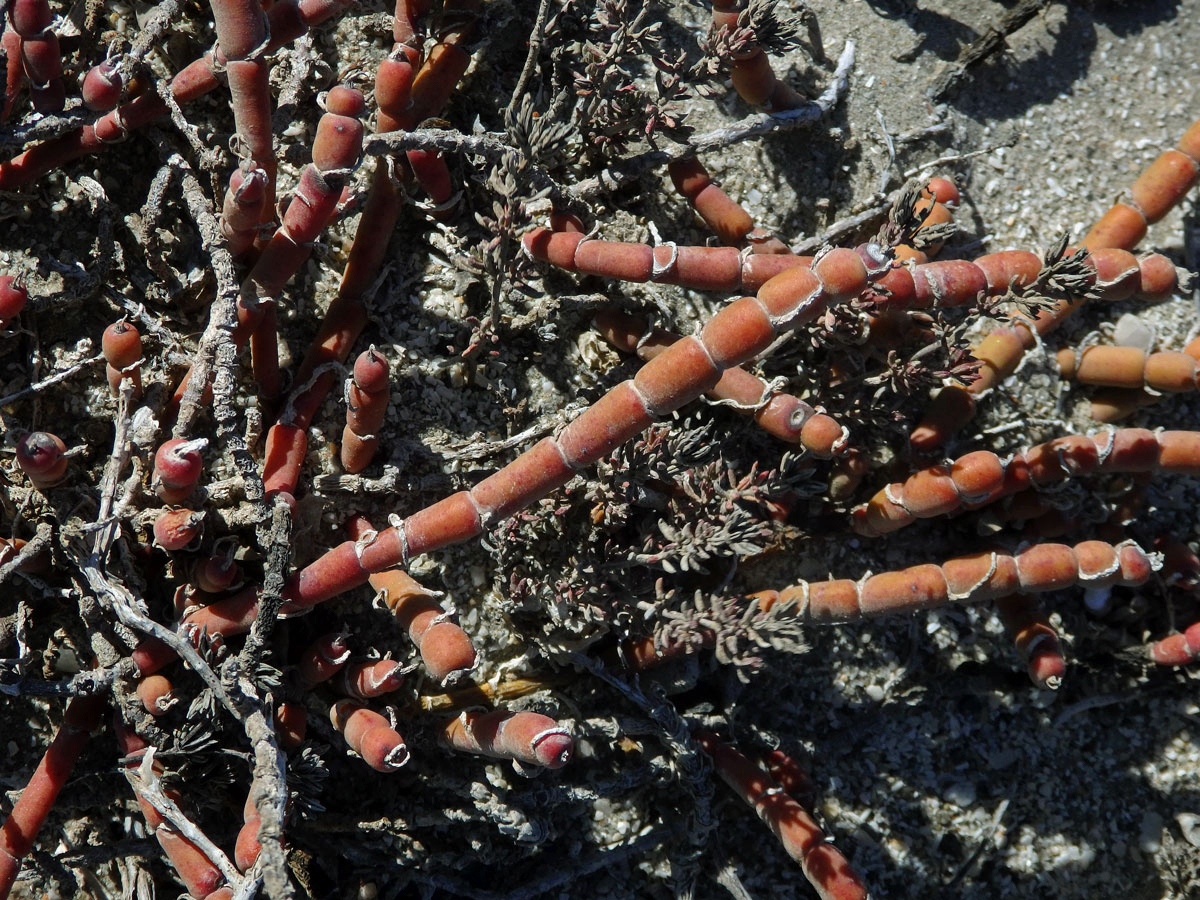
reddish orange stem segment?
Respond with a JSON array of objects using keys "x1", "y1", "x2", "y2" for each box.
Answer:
[
  {"x1": 102, "y1": 320, "x2": 143, "y2": 397},
  {"x1": 114, "y1": 720, "x2": 227, "y2": 899},
  {"x1": 0, "y1": 0, "x2": 355, "y2": 190},
  {"x1": 345, "y1": 516, "x2": 477, "y2": 682},
  {"x1": 996, "y1": 594, "x2": 1066, "y2": 689},
  {"x1": 1150, "y1": 621, "x2": 1200, "y2": 666},
  {"x1": 754, "y1": 539, "x2": 1158, "y2": 623},
  {"x1": 697, "y1": 731, "x2": 868, "y2": 900},
  {"x1": 439, "y1": 710, "x2": 573, "y2": 768},
  {"x1": 279, "y1": 244, "x2": 886, "y2": 612},
  {"x1": 913, "y1": 115, "x2": 1199, "y2": 451},
  {"x1": 592, "y1": 307, "x2": 846, "y2": 456},
  {"x1": 710, "y1": 0, "x2": 804, "y2": 113},
  {"x1": 330, "y1": 701, "x2": 409, "y2": 772},
  {"x1": 854, "y1": 429, "x2": 1200, "y2": 537},
  {"x1": 341, "y1": 348, "x2": 390, "y2": 473},
  {"x1": 0, "y1": 696, "x2": 104, "y2": 899}
]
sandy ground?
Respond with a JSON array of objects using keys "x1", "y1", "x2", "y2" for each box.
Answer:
[{"x1": 685, "y1": 2, "x2": 1200, "y2": 898}]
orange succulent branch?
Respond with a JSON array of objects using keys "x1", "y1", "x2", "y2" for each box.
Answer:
[
  {"x1": 1, "y1": 29, "x2": 23, "y2": 123},
  {"x1": 1149, "y1": 621, "x2": 1200, "y2": 666},
  {"x1": 242, "y1": 85, "x2": 366, "y2": 401},
  {"x1": 335, "y1": 659, "x2": 407, "y2": 701},
  {"x1": 137, "y1": 245, "x2": 890, "y2": 656},
  {"x1": 262, "y1": 0, "x2": 481, "y2": 503},
  {"x1": 330, "y1": 700, "x2": 409, "y2": 772},
  {"x1": 752, "y1": 539, "x2": 1159, "y2": 624},
  {"x1": 1082, "y1": 118, "x2": 1200, "y2": 252},
  {"x1": 0, "y1": 276, "x2": 27, "y2": 327},
  {"x1": 627, "y1": 538, "x2": 1161, "y2": 675},
  {"x1": 345, "y1": 515, "x2": 477, "y2": 683},
  {"x1": 696, "y1": 731, "x2": 867, "y2": 900},
  {"x1": 852, "y1": 428, "x2": 1200, "y2": 538},
  {"x1": 523, "y1": 231, "x2": 1175, "y2": 310},
  {"x1": 296, "y1": 631, "x2": 352, "y2": 688},
  {"x1": 1, "y1": 3, "x2": 1196, "y2": 895},
  {"x1": 1057, "y1": 344, "x2": 1200, "y2": 394},
  {"x1": 210, "y1": 0, "x2": 277, "y2": 227},
  {"x1": 1069, "y1": 335, "x2": 1200, "y2": 422},
  {"x1": 911, "y1": 114, "x2": 1200, "y2": 451},
  {"x1": 996, "y1": 594, "x2": 1066, "y2": 690},
  {"x1": 114, "y1": 719, "x2": 236, "y2": 899},
  {"x1": 0, "y1": 0, "x2": 356, "y2": 190},
  {"x1": 0, "y1": 695, "x2": 105, "y2": 900},
  {"x1": 101, "y1": 319, "x2": 143, "y2": 397},
  {"x1": 708, "y1": 0, "x2": 806, "y2": 113},
  {"x1": 137, "y1": 673, "x2": 178, "y2": 715},
  {"x1": 438, "y1": 710, "x2": 574, "y2": 769},
  {"x1": 168, "y1": 85, "x2": 368, "y2": 412},
  {"x1": 7, "y1": 0, "x2": 65, "y2": 114},
  {"x1": 219, "y1": 167, "x2": 269, "y2": 257},
  {"x1": 341, "y1": 348, "x2": 391, "y2": 474},
  {"x1": 592, "y1": 306, "x2": 849, "y2": 457},
  {"x1": 278, "y1": 244, "x2": 889, "y2": 613},
  {"x1": 668, "y1": 156, "x2": 788, "y2": 251},
  {"x1": 524, "y1": 224, "x2": 811, "y2": 291},
  {"x1": 15, "y1": 430, "x2": 68, "y2": 490}
]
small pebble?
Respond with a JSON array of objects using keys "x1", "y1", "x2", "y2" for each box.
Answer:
[
  {"x1": 945, "y1": 781, "x2": 976, "y2": 807},
  {"x1": 1177, "y1": 813, "x2": 1200, "y2": 848},
  {"x1": 1139, "y1": 811, "x2": 1163, "y2": 853},
  {"x1": 1112, "y1": 312, "x2": 1154, "y2": 352},
  {"x1": 1084, "y1": 587, "x2": 1113, "y2": 615}
]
